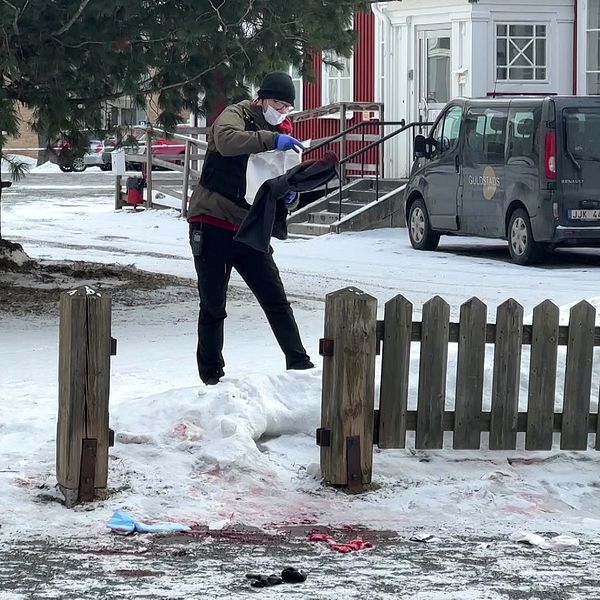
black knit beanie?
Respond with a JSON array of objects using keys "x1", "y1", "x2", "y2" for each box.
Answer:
[{"x1": 257, "y1": 71, "x2": 296, "y2": 106}]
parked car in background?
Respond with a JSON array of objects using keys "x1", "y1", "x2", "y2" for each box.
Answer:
[
  {"x1": 56, "y1": 136, "x2": 111, "y2": 172},
  {"x1": 100, "y1": 131, "x2": 186, "y2": 171},
  {"x1": 57, "y1": 129, "x2": 187, "y2": 172}
]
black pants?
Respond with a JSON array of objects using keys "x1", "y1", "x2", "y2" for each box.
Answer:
[{"x1": 189, "y1": 222, "x2": 310, "y2": 382}]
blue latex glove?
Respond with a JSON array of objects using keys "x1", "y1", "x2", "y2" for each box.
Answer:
[
  {"x1": 274, "y1": 134, "x2": 304, "y2": 153},
  {"x1": 106, "y1": 509, "x2": 191, "y2": 535},
  {"x1": 285, "y1": 191, "x2": 299, "y2": 210}
]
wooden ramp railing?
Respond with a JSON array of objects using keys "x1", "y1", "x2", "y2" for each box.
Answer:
[
  {"x1": 115, "y1": 125, "x2": 207, "y2": 216},
  {"x1": 318, "y1": 288, "x2": 600, "y2": 492}
]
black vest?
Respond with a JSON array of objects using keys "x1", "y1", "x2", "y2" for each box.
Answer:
[{"x1": 200, "y1": 110, "x2": 259, "y2": 208}]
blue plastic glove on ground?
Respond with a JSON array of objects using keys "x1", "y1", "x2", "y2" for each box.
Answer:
[
  {"x1": 106, "y1": 509, "x2": 191, "y2": 535},
  {"x1": 275, "y1": 134, "x2": 304, "y2": 153}
]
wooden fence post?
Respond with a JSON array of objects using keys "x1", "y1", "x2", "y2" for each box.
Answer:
[
  {"x1": 56, "y1": 286, "x2": 112, "y2": 507},
  {"x1": 319, "y1": 287, "x2": 377, "y2": 491}
]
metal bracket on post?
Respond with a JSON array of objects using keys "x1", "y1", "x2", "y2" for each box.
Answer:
[
  {"x1": 78, "y1": 438, "x2": 98, "y2": 503},
  {"x1": 346, "y1": 435, "x2": 362, "y2": 493},
  {"x1": 316, "y1": 428, "x2": 331, "y2": 447},
  {"x1": 110, "y1": 337, "x2": 117, "y2": 356},
  {"x1": 319, "y1": 338, "x2": 334, "y2": 357},
  {"x1": 373, "y1": 409, "x2": 380, "y2": 447}
]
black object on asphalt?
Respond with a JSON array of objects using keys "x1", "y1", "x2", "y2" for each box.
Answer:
[
  {"x1": 281, "y1": 567, "x2": 307, "y2": 583},
  {"x1": 245, "y1": 573, "x2": 283, "y2": 588}
]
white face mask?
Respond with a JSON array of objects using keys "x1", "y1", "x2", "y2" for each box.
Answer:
[{"x1": 263, "y1": 104, "x2": 286, "y2": 126}]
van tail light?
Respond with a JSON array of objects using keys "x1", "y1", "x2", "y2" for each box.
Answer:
[
  {"x1": 545, "y1": 131, "x2": 557, "y2": 180},
  {"x1": 553, "y1": 201, "x2": 559, "y2": 218}
]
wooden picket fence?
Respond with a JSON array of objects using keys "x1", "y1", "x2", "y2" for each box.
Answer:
[{"x1": 318, "y1": 287, "x2": 600, "y2": 492}]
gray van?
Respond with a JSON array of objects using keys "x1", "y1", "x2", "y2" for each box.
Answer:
[{"x1": 405, "y1": 96, "x2": 600, "y2": 264}]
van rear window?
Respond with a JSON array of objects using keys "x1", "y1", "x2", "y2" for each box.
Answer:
[{"x1": 564, "y1": 108, "x2": 600, "y2": 162}]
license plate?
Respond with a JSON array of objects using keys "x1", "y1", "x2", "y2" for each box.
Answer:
[{"x1": 568, "y1": 209, "x2": 600, "y2": 220}]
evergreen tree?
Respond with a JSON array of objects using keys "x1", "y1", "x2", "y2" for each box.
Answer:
[{"x1": 0, "y1": 0, "x2": 366, "y2": 241}]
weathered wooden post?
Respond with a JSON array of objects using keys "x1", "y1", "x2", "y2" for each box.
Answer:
[
  {"x1": 318, "y1": 287, "x2": 377, "y2": 492},
  {"x1": 56, "y1": 286, "x2": 113, "y2": 507}
]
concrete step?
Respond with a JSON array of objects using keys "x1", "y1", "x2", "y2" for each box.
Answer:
[
  {"x1": 347, "y1": 189, "x2": 380, "y2": 202},
  {"x1": 309, "y1": 211, "x2": 339, "y2": 225},
  {"x1": 287, "y1": 222, "x2": 331, "y2": 236},
  {"x1": 327, "y1": 201, "x2": 365, "y2": 214}
]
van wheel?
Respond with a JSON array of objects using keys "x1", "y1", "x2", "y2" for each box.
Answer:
[
  {"x1": 408, "y1": 199, "x2": 440, "y2": 251},
  {"x1": 508, "y1": 209, "x2": 544, "y2": 265}
]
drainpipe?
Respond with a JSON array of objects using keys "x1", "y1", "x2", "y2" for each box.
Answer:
[
  {"x1": 371, "y1": 2, "x2": 393, "y2": 178},
  {"x1": 573, "y1": 0, "x2": 578, "y2": 95}
]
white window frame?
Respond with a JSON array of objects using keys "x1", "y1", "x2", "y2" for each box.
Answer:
[
  {"x1": 586, "y1": 1, "x2": 600, "y2": 94},
  {"x1": 495, "y1": 23, "x2": 548, "y2": 83},
  {"x1": 288, "y1": 64, "x2": 303, "y2": 112},
  {"x1": 322, "y1": 51, "x2": 354, "y2": 106}
]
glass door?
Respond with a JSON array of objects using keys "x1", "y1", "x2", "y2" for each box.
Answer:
[{"x1": 418, "y1": 30, "x2": 452, "y2": 122}]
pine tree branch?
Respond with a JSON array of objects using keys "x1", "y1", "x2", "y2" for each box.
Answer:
[
  {"x1": 208, "y1": 0, "x2": 228, "y2": 32},
  {"x1": 52, "y1": 0, "x2": 92, "y2": 37},
  {"x1": 1, "y1": 0, "x2": 20, "y2": 34}
]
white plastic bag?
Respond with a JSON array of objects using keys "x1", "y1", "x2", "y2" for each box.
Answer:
[{"x1": 245, "y1": 149, "x2": 301, "y2": 204}]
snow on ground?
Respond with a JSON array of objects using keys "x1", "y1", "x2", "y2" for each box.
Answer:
[{"x1": 2, "y1": 173, "x2": 600, "y2": 545}]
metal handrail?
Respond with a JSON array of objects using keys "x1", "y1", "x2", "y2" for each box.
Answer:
[{"x1": 333, "y1": 120, "x2": 433, "y2": 221}]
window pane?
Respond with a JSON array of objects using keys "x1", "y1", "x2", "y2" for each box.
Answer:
[
  {"x1": 497, "y1": 39, "x2": 507, "y2": 66},
  {"x1": 507, "y1": 108, "x2": 540, "y2": 165},
  {"x1": 509, "y1": 25, "x2": 533, "y2": 37},
  {"x1": 589, "y1": 0, "x2": 600, "y2": 30},
  {"x1": 497, "y1": 24, "x2": 507, "y2": 36},
  {"x1": 535, "y1": 39, "x2": 546, "y2": 66},
  {"x1": 535, "y1": 68, "x2": 547, "y2": 80},
  {"x1": 587, "y1": 72, "x2": 600, "y2": 94},
  {"x1": 509, "y1": 67, "x2": 534, "y2": 80},
  {"x1": 536, "y1": 25, "x2": 546, "y2": 37},
  {"x1": 329, "y1": 80, "x2": 338, "y2": 104},
  {"x1": 588, "y1": 31, "x2": 600, "y2": 71},
  {"x1": 564, "y1": 108, "x2": 600, "y2": 160},
  {"x1": 341, "y1": 79, "x2": 352, "y2": 102},
  {"x1": 513, "y1": 52, "x2": 532, "y2": 67},
  {"x1": 427, "y1": 35, "x2": 451, "y2": 103},
  {"x1": 484, "y1": 109, "x2": 507, "y2": 164},
  {"x1": 465, "y1": 112, "x2": 487, "y2": 164},
  {"x1": 293, "y1": 81, "x2": 302, "y2": 109},
  {"x1": 497, "y1": 67, "x2": 508, "y2": 80}
]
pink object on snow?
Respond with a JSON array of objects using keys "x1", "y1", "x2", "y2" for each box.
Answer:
[{"x1": 308, "y1": 532, "x2": 373, "y2": 553}]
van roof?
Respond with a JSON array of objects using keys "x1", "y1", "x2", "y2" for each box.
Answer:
[{"x1": 453, "y1": 95, "x2": 600, "y2": 109}]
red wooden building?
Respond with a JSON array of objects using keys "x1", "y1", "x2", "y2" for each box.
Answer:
[{"x1": 290, "y1": 12, "x2": 383, "y2": 179}]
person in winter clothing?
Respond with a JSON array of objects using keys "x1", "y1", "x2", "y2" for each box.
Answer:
[{"x1": 188, "y1": 71, "x2": 314, "y2": 385}]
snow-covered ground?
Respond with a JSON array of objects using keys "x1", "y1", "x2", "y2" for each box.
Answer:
[{"x1": 2, "y1": 172, "x2": 600, "y2": 547}]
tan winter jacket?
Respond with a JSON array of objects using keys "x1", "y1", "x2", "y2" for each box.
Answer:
[{"x1": 187, "y1": 100, "x2": 278, "y2": 225}]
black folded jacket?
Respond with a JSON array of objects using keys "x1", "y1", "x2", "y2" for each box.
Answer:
[{"x1": 234, "y1": 152, "x2": 339, "y2": 253}]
